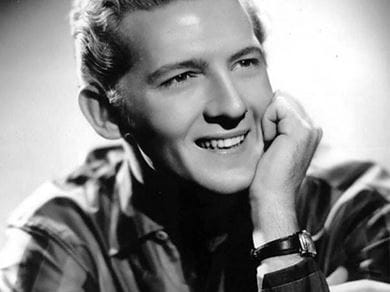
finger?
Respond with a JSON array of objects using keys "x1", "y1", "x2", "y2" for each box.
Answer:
[
  {"x1": 261, "y1": 100, "x2": 278, "y2": 143},
  {"x1": 327, "y1": 266, "x2": 348, "y2": 285},
  {"x1": 262, "y1": 93, "x2": 302, "y2": 138},
  {"x1": 261, "y1": 92, "x2": 296, "y2": 141},
  {"x1": 275, "y1": 90, "x2": 311, "y2": 121},
  {"x1": 315, "y1": 126, "x2": 323, "y2": 145}
]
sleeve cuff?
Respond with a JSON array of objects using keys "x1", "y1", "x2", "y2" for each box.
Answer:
[{"x1": 262, "y1": 258, "x2": 324, "y2": 289}]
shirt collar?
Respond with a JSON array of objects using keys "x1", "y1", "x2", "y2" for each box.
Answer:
[
  {"x1": 108, "y1": 143, "x2": 166, "y2": 257},
  {"x1": 108, "y1": 142, "x2": 234, "y2": 257}
]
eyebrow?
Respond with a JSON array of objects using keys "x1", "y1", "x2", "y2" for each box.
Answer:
[
  {"x1": 228, "y1": 46, "x2": 265, "y2": 64},
  {"x1": 146, "y1": 59, "x2": 208, "y2": 85},
  {"x1": 146, "y1": 46, "x2": 265, "y2": 85}
]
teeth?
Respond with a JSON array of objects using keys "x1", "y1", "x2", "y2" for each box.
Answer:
[{"x1": 198, "y1": 134, "x2": 246, "y2": 150}]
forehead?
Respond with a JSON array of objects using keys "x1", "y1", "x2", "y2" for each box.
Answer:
[{"x1": 118, "y1": 0, "x2": 259, "y2": 67}]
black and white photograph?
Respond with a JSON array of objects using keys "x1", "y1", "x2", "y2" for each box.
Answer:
[{"x1": 0, "y1": 0, "x2": 389, "y2": 291}]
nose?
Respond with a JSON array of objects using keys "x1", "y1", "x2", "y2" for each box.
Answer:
[{"x1": 203, "y1": 72, "x2": 247, "y2": 129}]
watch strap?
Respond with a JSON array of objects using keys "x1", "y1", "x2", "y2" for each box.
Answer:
[{"x1": 251, "y1": 230, "x2": 316, "y2": 265}]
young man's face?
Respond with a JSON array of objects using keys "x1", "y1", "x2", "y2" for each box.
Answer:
[{"x1": 116, "y1": 0, "x2": 273, "y2": 194}]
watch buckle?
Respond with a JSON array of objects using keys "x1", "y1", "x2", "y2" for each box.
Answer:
[{"x1": 298, "y1": 230, "x2": 317, "y2": 257}]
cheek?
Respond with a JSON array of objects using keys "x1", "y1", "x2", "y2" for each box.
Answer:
[
  {"x1": 133, "y1": 96, "x2": 204, "y2": 175},
  {"x1": 239, "y1": 72, "x2": 273, "y2": 119},
  {"x1": 129, "y1": 91, "x2": 204, "y2": 149}
]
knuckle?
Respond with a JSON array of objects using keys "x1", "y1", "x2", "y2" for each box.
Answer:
[
  {"x1": 298, "y1": 124, "x2": 321, "y2": 148},
  {"x1": 299, "y1": 119, "x2": 313, "y2": 136},
  {"x1": 274, "y1": 95, "x2": 289, "y2": 111}
]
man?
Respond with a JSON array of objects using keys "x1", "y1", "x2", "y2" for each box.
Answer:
[{"x1": 0, "y1": 0, "x2": 389, "y2": 291}]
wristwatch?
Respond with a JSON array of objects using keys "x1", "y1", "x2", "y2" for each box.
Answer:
[{"x1": 250, "y1": 230, "x2": 317, "y2": 265}]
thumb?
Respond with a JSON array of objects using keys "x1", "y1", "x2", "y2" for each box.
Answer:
[{"x1": 261, "y1": 94, "x2": 278, "y2": 143}]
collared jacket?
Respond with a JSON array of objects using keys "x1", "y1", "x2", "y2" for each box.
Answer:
[{"x1": 0, "y1": 145, "x2": 389, "y2": 291}]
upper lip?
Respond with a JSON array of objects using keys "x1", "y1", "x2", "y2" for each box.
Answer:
[{"x1": 195, "y1": 129, "x2": 250, "y2": 142}]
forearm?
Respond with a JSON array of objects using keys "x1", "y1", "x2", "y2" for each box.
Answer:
[
  {"x1": 247, "y1": 92, "x2": 324, "y2": 290},
  {"x1": 249, "y1": 195, "x2": 326, "y2": 290},
  {"x1": 250, "y1": 194, "x2": 302, "y2": 277}
]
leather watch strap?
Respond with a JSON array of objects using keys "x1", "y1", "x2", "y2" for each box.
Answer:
[{"x1": 250, "y1": 230, "x2": 316, "y2": 265}]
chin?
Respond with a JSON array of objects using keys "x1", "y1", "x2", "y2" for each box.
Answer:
[{"x1": 195, "y1": 171, "x2": 254, "y2": 195}]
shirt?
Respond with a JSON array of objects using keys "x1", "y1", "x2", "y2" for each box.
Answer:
[{"x1": 0, "y1": 144, "x2": 389, "y2": 291}]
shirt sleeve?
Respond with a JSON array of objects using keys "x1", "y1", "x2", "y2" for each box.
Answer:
[
  {"x1": 259, "y1": 161, "x2": 390, "y2": 291},
  {"x1": 0, "y1": 228, "x2": 98, "y2": 292},
  {"x1": 261, "y1": 258, "x2": 329, "y2": 292},
  {"x1": 297, "y1": 161, "x2": 390, "y2": 286},
  {"x1": 333, "y1": 189, "x2": 390, "y2": 282}
]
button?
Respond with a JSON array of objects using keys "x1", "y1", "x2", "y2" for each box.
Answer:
[
  {"x1": 109, "y1": 248, "x2": 119, "y2": 256},
  {"x1": 155, "y1": 230, "x2": 169, "y2": 241}
]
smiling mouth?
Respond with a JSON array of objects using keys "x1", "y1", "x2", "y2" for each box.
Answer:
[{"x1": 196, "y1": 132, "x2": 248, "y2": 150}]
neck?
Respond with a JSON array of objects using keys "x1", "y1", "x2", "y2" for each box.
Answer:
[
  {"x1": 125, "y1": 142, "x2": 248, "y2": 241},
  {"x1": 138, "y1": 166, "x2": 246, "y2": 239}
]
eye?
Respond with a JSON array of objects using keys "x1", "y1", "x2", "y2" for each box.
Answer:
[
  {"x1": 233, "y1": 58, "x2": 261, "y2": 70},
  {"x1": 160, "y1": 72, "x2": 198, "y2": 88}
]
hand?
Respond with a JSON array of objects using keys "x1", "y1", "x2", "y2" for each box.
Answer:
[
  {"x1": 250, "y1": 91, "x2": 322, "y2": 243},
  {"x1": 327, "y1": 266, "x2": 390, "y2": 291}
]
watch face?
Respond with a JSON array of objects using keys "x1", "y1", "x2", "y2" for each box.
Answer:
[{"x1": 299, "y1": 230, "x2": 317, "y2": 257}]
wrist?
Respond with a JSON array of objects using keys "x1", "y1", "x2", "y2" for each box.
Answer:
[
  {"x1": 252, "y1": 223, "x2": 299, "y2": 247},
  {"x1": 250, "y1": 201, "x2": 298, "y2": 246},
  {"x1": 256, "y1": 254, "x2": 303, "y2": 278},
  {"x1": 252, "y1": 230, "x2": 317, "y2": 285},
  {"x1": 252, "y1": 230, "x2": 317, "y2": 267}
]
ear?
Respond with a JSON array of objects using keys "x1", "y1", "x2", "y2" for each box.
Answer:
[{"x1": 78, "y1": 87, "x2": 122, "y2": 140}]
